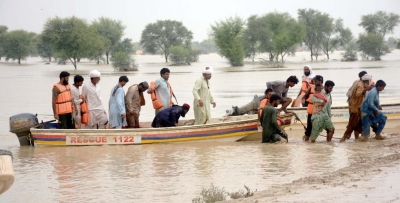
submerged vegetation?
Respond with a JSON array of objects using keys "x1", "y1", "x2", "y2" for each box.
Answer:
[{"x1": 192, "y1": 184, "x2": 255, "y2": 203}]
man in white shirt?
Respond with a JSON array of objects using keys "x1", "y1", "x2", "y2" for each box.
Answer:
[
  {"x1": 72, "y1": 75, "x2": 84, "y2": 128},
  {"x1": 81, "y1": 70, "x2": 108, "y2": 129}
]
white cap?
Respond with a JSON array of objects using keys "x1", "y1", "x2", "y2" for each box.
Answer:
[
  {"x1": 361, "y1": 74, "x2": 372, "y2": 81},
  {"x1": 89, "y1": 70, "x2": 101, "y2": 78},
  {"x1": 202, "y1": 66, "x2": 213, "y2": 74}
]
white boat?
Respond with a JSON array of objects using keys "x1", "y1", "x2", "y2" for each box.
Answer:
[{"x1": 0, "y1": 150, "x2": 14, "y2": 195}]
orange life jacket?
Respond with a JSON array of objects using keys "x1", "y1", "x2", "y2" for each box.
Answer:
[
  {"x1": 149, "y1": 81, "x2": 173, "y2": 110},
  {"x1": 301, "y1": 79, "x2": 310, "y2": 92},
  {"x1": 54, "y1": 83, "x2": 73, "y2": 115},
  {"x1": 81, "y1": 100, "x2": 88, "y2": 124},
  {"x1": 258, "y1": 98, "x2": 269, "y2": 118},
  {"x1": 306, "y1": 83, "x2": 315, "y2": 114}
]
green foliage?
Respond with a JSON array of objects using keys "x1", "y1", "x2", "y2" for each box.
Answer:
[
  {"x1": 358, "y1": 33, "x2": 389, "y2": 60},
  {"x1": 192, "y1": 184, "x2": 228, "y2": 203},
  {"x1": 192, "y1": 39, "x2": 218, "y2": 54},
  {"x1": 169, "y1": 45, "x2": 200, "y2": 65},
  {"x1": 113, "y1": 38, "x2": 135, "y2": 54},
  {"x1": 36, "y1": 33, "x2": 54, "y2": 61},
  {"x1": 86, "y1": 27, "x2": 109, "y2": 64},
  {"x1": 1, "y1": 30, "x2": 35, "y2": 64},
  {"x1": 92, "y1": 17, "x2": 125, "y2": 64},
  {"x1": 318, "y1": 18, "x2": 353, "y2": 59},
  {"x1": 387, "y1": 37, "x2": 398, "y2": 49},
  {"x1": 211, "y1": 16, "x2": 245, "y2": 66},
  {"x1": 358, "y1": 11, "x2": 399, "y2": 60},
  {"x1": 42, "y1": 16, "x2": 99, "y2": 69},
  {"x1": 341, "y1": 40, "x2": 358, "y2": 61},
  {"x1": 0, "y1": 25, "x2": 8, "y2": 61},
  {"x1": 140, "y1": 20, "x2": 193, "y2": 62},
  {"x1": 110, "y1": 51, "x2": 137, "y2": 71}
]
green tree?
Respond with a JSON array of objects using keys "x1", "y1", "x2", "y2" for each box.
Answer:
[
  {"x1": 169, "y1": 45, "x2": 200, "y2": 65},
  {"x1": 2, "y1": 30, "x2": 35, "y2": 64},
  {"x1": 298, "y1": 8, "x2": 331, "y2": 61},
  {"x1": 318, "y1": 18, "x2": 353, "y2": 59},
  {"x1": 92, "y1": 17, "x2": 125, "y2": 64},
  {"x1": 36, "y1": 33, "x2": 54, "y2": 61},
  {"x1": 111, "y1": 38, "x2": 137, "y2": 71},
  {"x1": 86, "y1": 25, "x2": 109, "y2": 64},
  {"x1": 0, "y1": 25, "x2": 9, "y2": 61},
  {"x1": 358, "y1": 33, "x2": 389, "y2": 60},
  {"x1": 211, "y1": 16, "x2": 245, "y2": 66},
  {"x1": 140, "y1": 20, "x2": 193, "y2": 63},
  {"x1": 387, "y1": 37, "x2": 398, "y2": 49},
  {"x1": 341, "y1": 40, "x2": 358, "y2": 61},
  {"x1": 43, "y1": 16, "x2": 98, "y2": 69},
  {"x1": 358, "y1": 11, "x2": 400, "y2": 60}
]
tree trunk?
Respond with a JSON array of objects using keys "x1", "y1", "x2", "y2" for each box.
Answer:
[
  {"x1": 49, "y1": 56, "x2": 52, "y2": 62},
  {"x1": 18, "y1": 58, "x2": 21, "y2": 65},
  {"x1": 281, "y1": 54, "x2": 284, "y2": 63},
  {"x1": 97, "y1": 57, "x2": 100, "y2": 65},
  {"x1": 326, "y1": 53, "x2": 330, "y2": 60},
  {"x1": 165, "y1": 53, "x2": 168, "y2": 63},
  {"x1": 309, "y1": 47, "x2": 314, "y2": 61},
  {"x1": 106, "y1": 52, "x2": 109, "y2": 64},
  {"x1": 77, "y1": 58, "x2": 81, "y2": 62},
  {"x1": 315, "y1": 54, "x2": 319, "y2": 61}
]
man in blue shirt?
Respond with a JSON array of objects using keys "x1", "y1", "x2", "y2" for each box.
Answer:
[{"x1": 359, "y1": 80, "x2": 387, "y2": 141}]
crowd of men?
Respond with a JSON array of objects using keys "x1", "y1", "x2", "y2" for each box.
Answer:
[
  {"x1": 259, "y1": 65, "x2": 387, "y2": 144},
  {"x1": 52, "y1": 65, "x2": 388, "y2": 144},
  {"x1": 51, "y1": 66, "x2": 215, "y2": 129}
]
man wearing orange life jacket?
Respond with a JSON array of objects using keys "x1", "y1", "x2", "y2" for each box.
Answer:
[
  {"x1": 71, "y1": 75, "x2": 84, "y2": 129},
  {"x1": 52, "y1": 71, "x2": 75, "y2": 129},
  {"x1": 295, "y1": 65, "x2": 315, "y2": 107},
  {"x1": 147, "y1": 68, "x2": 173, "y2": 115},
  {"x1": 303, "y1": 75, "x2": 323, "y2": 141},
  {"x1": 258, "y1": 88, "x2": 284, "y2": 128}
]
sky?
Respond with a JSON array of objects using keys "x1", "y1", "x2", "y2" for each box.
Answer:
[{"x1": 0, "y1": 0, "x2": 400, "y2": 42}]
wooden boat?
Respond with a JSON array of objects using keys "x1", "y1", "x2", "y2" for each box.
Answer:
[
  {"x1": 0, "y1": 150, "x2": 14, "y2": 195},
  {"x1": 28, "y1": 113, "x2": 294, "y2": 146}
]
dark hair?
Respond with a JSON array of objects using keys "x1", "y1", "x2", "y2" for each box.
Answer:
[
  {"x1": 314, "y1": 75, "x2": 324, "y2": 83},
  {"x1": 376, "y1": 80, "x2": 386, "y2": 87},
  {"x1": 358, "y1": 71, "x2": 367, "y2": 78},
  {"x1": 160, "y1": 68, "x2": 170, "y2": 76},
  {"x1": 286, "y1": 75, "x2": 299, "y2": 84},
  {"x1": 264, "y1": 88, "x2": 273, "y2": 94},
  {"x1": 59, "y1": 71, "x2": 70, "y2": 79},
  {"x1": 74, "y1": 75, "x2": 84, "y2": 84},
  {"x1": 325, "y1": 80, "x2": 335, "y2": 87},
  {"x1": 119, "y1": 76, "x2": 129, "y2": 82},
  {"x1": 270, "y1": 94, "x2": 282, "y2": 103}
]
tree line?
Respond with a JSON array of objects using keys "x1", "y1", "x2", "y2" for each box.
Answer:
[
  {"x1": 211, "y1": 9, "x2": 399, "y2": 66},
  {"x1": 0, "y1": 9, "x2": 399, "y2": 69}
]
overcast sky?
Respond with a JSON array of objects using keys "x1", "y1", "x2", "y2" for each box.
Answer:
[{"x1": 1, "y1": 0, "x2": 399, "y2": 42}]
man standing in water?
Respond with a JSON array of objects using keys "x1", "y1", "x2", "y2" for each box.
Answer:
[
  {"x1": 52, "y1": 71, "x2": 75, "y2": 129},
  {"x1": 266, "y1": 75, "x2": 299, "y2": 114},
  {"x1": 193, "y1": 66, "x2": 216, "y2": 125},
  {"x1": 147, "y1": 68, "x2": 173, "y2": 115},
  {"x1": 82, "y1": 70, "x2": 108, "y2": 129},
  {"x1": 295, "y1": 65, "x2": 315, "y2": 107},
  {"x1": 340, "y1": 74, "x2": 372, "y2": 142},
  {"x1": 260, "y1": 94, "x2": 288, "y2": 143},
  {"x1": 108, "y1": 76, "x2": 129, "y2": 129},
  {"x1": 358, "y1": 80, "x2": 387, "y2": 142},
  {"x1": 125, "y1": 82, "x2": 149, "y2": 128},
  {"x1": 71, "y1": 75, "x2": 84, "y2": 129},
  {"x1": 303, "y1": 75, "x2": 324, "y2": 141}
]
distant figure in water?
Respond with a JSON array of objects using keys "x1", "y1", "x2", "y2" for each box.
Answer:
[
  {"x1": 151, "y1": 104, "x2": 190, "y2": 128},
  {"x1": 260, "y1": 94, "x2": 288, "y2": 143}
]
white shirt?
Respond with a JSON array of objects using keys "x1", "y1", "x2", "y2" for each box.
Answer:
[
  {"x1": 71, "y1": 85, "x2": 82, "y2": 110},
  {"x1": 82, "y1": 82, "x2": 105, "y2": 115}
]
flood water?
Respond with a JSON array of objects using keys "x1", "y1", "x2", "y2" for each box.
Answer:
[{"x1": 1, "y1": 51, "x2": 400, "y2": 202}]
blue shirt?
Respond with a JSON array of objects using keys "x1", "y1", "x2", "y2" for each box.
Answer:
[
  {"x1": 155, "y1": 77, "x2": 171, "y2": 110},
  {"x1": 361, "y1": 87, "x2": 380, "y2": 117}
]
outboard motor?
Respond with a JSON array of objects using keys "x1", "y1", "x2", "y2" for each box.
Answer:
[
  {"x1": 9, "y1": 113, "x2": 39, "y2": 146},
  {"x1": 225, "y1": 95, "x2": 264, "y2": 116},
  {"x1": 0, "y1": 150, "x2": 14, "y2": 195}
]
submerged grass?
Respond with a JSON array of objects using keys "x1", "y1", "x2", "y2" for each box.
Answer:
[{"x1": 192, "y1": 184, "x2": 255, "y2": 203}]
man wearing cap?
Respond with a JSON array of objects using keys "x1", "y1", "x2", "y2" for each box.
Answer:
[
  {"x1": 193, "y1": 66, "x2": 216, "y2": 125},
  {"x1": 151, "y1": 104, "x2": 190, "y2": 127},
  {"x1": 340, "y1": 74, "x2": 372, "y2": 142},
  {"x1": 81, "y1": 70, "x2": 108, "y2": 129},
  {"x1": 125, "y1": 81, "x2": 149, "y2": 128}
]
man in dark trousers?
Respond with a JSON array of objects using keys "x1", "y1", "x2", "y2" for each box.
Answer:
[{"x1": 151, "y1": 104, "x2": 190, "y2": 127}]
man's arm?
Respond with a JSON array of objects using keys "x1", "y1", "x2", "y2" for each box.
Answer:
[
  {"x1": 311, "y1": 95, "x2": 323, "y2": 104},
  {"x1": 192, "y1": 79, "x2": 202, "y2": 101},
  {"x1": 366, "y1": 91, "x2": 379, "y2": 112},
  {"x1": 271, "y1": 109, "x2": 282, "y2": 132},
  {"x1": 125, "y1": 87, "x2": 136, "y2": 114},
  {"x1": 52, "y1": 87, "x2": 58, "y2": 119},
  {"x1": 116, "y1": 89, "x2": 126, "y2": 115}
]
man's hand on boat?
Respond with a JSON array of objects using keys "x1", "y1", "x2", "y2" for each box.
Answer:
[
  {"x1": 281, "y1": 129, "x2": 287, "y2": 136},
  {"x1": 54, "y1": 114, "x2": 59, "y2": 120},
  {"x1": 212, "y1": 102, "x2": 216, "y2": 108}
]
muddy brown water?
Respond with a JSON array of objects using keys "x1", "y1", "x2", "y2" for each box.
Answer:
[{"x1": 1, "y1": 51, "x2": 400, "y2": 202}]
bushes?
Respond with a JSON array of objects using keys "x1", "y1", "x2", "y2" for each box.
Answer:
[
  {"x1": 169, "y1": 46, "x2": 200, "y2": 65},
  {"x1": 110, "y1": 52, "x2": 138, "y2": 71}
]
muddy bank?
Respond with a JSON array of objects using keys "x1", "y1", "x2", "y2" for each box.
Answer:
[{"x1": 223, "y1": 130, "x2": 400, "y2": 203}]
